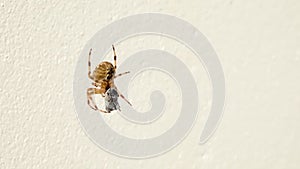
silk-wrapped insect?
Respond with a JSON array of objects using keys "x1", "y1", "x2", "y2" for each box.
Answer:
[{"x1": 104, "y1": 87, "x2": 121, "y2": 113}]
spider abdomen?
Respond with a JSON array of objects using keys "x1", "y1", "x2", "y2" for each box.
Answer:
[{"x1": 93, "y1": 61, "x2": 115, "y2": 81}]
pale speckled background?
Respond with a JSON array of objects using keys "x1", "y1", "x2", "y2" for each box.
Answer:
[{"x1": 1, "y1": 0, "x2": 300, "y2": 168}]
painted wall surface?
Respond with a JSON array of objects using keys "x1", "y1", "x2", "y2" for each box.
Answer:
[{"x1": 1, "y1": 0, "x2": 300, "y2": 168}]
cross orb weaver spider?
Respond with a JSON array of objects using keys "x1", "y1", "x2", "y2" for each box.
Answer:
[{"x1": 87, "y1": 45, "x2": 132, "y2": 113}]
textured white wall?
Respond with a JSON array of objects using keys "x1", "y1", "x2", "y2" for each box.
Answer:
[{"x1": 1, "y1": 0, "x2": 300, "y2": 168}]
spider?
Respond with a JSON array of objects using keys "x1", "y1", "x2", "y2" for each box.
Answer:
[{"x1": 87, "y1": 45, "x2": 131, "y2": 113}]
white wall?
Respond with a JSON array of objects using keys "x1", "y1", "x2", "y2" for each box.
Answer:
[{"x1": 1, "y1": 0, "x2": 300, "y2": 168}]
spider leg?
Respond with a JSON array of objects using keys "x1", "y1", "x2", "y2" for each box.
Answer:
[
  {"x1": 112, "y1": 45, "x2": 117, "y2": 70},
  {"x1": 91, "y1": 82, "x2": 106, "y2": 97},
  {"x1": 87, "y1": 88, "x2": 99, "y2": 110},
  {"x1": 92, "y1": 82, "x2": 101, "y2": 87},
  {"x1": 113, "y1": 86, "x2": 132, "y2": 106},
  {"x1": 87, "y1": 88, "x2": 108, "y2": 113},
  {"x1": 88, "y1": 48, "x2": 94, "y2": 80},
  {"x1": 114, "y1": 71, "x2": 130, "y2": 79}
]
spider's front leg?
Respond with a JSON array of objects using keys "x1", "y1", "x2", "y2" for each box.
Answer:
[
  {"x1": 112, "y1": 86, "x2": 132, "y2": 106},
  {"x1": 87, "y1": 88, "x2": 108, "y2": 113}
]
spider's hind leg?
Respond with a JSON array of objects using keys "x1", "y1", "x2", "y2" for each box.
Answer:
[
  {"x1": 112, "y1": 45, "x2": 117, "y2": 70},
  {"x1": 88, "y1": 48, "x2": 94, "y2": 80},
  {"x1": 114, "y1": 71, "x2": 130, "y2": 79}
]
